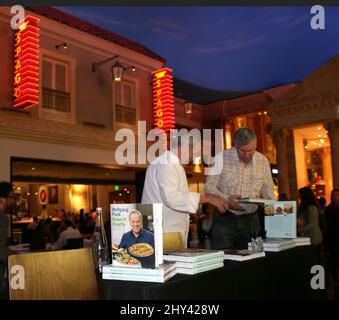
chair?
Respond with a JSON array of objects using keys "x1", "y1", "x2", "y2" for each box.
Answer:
[
  {"x1": 8, "y1": 248, "x2": 99, "y2": 300},
  {"x1": 163, "y1": 232, "x2": 184, "y2": 253},
  {"x1": 63, "y1": 237, "x2": 84, "y2": 250}
]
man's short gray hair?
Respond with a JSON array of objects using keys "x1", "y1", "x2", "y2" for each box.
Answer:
[
  {"x1": 129, "y1": 210, "x2": 143, "y2": 221},
  {"x1": 234, "y1": 127, "x2": 257, "y2": 147}
]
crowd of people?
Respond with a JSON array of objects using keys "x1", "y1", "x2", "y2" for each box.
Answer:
[{"x1": 21, "y1": 207, "x2": 97, "y2": 251}]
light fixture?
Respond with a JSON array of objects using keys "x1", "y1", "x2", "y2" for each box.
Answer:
[
  {"x1": 184, "y1": 102, "x2": 193, "y2": 115},
  {"x1": 92, "y1": 55, "x2": 136, "y2": 81},
  {"x1": 55, "y1": 42, "x2": 68, "y2": 50}
]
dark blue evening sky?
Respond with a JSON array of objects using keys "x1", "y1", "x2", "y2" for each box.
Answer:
[{"x1": 58, "y1": 6, "x2": 339, "y2": 92}]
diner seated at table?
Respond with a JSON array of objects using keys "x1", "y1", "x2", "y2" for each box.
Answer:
[{"x1": 56, "y1": 219, "x2": 82, "y2": 249}]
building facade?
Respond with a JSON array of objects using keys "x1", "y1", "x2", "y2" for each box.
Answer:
[{"x1": 0, "y1": 6, "x2": 165, "y2": 222}]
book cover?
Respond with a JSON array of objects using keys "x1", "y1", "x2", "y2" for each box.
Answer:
[
  {"x1": 110, "y1": 203, "x2": 163, "y2": 269},
  {"x1": 223, "y1": 249, "x2": 265, "y2": 261},
  {"x1": 164, "y1": 249, "x2": 224, "y2": 263},
  {"x1": 238, "y1": 199, "x2": 297, "y2": 238}
]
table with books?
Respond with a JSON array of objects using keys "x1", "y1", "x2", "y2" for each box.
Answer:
[{"x1": 102, "y1": 244, "x2": 326, "y2": 300}]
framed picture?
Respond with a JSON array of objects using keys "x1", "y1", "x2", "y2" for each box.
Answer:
[
  {"x1": 48, "y1": 185, "x2": 58, "y2": 204},
  {"x1": 39, "y1": 186, "x2": 48, "y2": 205}
]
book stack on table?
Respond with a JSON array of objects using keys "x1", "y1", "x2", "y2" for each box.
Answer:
[
  {"x1": 102, "y1": 262, "x2": 177, "y2": 283},
  {"x1": 248, "y1": 238, "x2": 296, "y2": 252},
  {"x1": 294, "y1": 237, "x2": 311, "y2": 246},
  {"x1": 223, "y1": 248, "x2": 266, "y2": 261},
  {"x1": 164, "y1": 249, "x2": 224, "y2": 275}
]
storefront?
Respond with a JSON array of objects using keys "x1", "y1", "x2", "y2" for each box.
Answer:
[{"x1": 269, "y1": 54, "x2": 339, "y2": 201}]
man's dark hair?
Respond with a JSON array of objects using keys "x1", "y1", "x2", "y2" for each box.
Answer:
[{"x1": 0, "y1": 181, "x2": 12, "y2": 198}]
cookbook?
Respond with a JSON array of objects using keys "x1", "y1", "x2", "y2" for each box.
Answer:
[
  {"x1": 110, "y1": 203, "x2": 163, "y2": 269},
  {"x1": 238, "y1": 198, "x2": 297, "y2": 238}
]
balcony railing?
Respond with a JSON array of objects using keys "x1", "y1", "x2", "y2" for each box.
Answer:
[
  {"x1": 115, "y1": 104, "x2": 136, "y2": 125},
  {"x1": 42, "y1": 87, "x2": 70, "y2": 112}
]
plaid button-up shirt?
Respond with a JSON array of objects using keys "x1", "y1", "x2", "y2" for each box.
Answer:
[{"x1": 205, "y1": 147, "x2": 275, "y2": 215}]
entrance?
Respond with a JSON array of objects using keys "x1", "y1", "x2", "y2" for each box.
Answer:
[
  {"x1": 10, "y1": 157, "x2": 143, "y2": 243},
  {"x1": 293, "y1": 124, "x2": 332, "y2": 203}
]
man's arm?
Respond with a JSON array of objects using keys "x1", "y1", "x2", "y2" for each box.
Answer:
[
  {"x1": 119, "y1": 233, "x2": 128, "y2": 249},
  {"x1": 261, "y1": 160, "x2": 275, "y2": 200},
  {"x1": 204, "y1": 174, "x2": 228, "y2": 200},
  {"x1": 156, "y1": 163, "x2": 200, "y2": 214},
  {"x1": 205, "y1": 172, "x2": 244, "y2": 211}
]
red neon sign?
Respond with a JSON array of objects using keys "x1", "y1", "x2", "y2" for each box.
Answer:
[
  {"x1": 151, "y1": 68, "x2": 175, "y2": 131},
  {"x1": 13, "y1": 15, "x2": 40, "y2": 109}
]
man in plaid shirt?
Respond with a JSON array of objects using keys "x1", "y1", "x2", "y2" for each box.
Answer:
[{"x1": 205, "y1": 127, "x2": 275, "y2": 249}]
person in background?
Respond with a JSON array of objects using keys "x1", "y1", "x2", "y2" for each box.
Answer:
[
  {"x1": 198, "y1": 204, "x2": 215, "y2": 249},
  {"x1": 279, "y1": 193, "x2": 288, "y2": 201},
  {"x1": 324, "y1": 189, "x2": 339, "y2": 287},
  {"x1": 39, "y1": 205, "x2": 49, "y2": 220},
  {"x1": 318, "y1": 196, "x2": 327, "y2": 242},
  {"x1": 142, "y1": 135, "x2": 229, "y2": 248},
  {"x1": 205, "y1": 127, "x2": 275, "y2": 249},
  {"x1": 56, "y1": 219, "x2": 82, "y2": 249},
  {"x1": 27, "y1": 216, "x2": 39, "y2": 231},
  {"x1": 53, "y1": 208, "x2": 59, "y2": 218},
  {"x1": 297, "y1": 187, "x2": 323, "y2": 257}
]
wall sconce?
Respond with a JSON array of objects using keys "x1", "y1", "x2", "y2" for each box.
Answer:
[
  {"x1": 184, "y1": 102, "x2": 193, "y2": 115},
  {"x1": 55, "y1": 42, "x2": 68, "y2": 50},
  {"x1": 92, "y1": 55, "x2": 136, "y2": 81}
]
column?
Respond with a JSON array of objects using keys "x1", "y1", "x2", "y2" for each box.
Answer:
[
  {"x1": 273, "y1": 129, "x2": 290, "y2": 198},
  {"x1": 324, "y1": 119, "x2": 339, "y2": 189},
  {"x1": 0, "y1": 152, "x2": 10, "y2": 181},
  {"x1": 322, "y1": 147, "x2": 333, "y2": 203}
]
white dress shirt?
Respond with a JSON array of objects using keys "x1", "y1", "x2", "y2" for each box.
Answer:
[
  {"x1": 57, "y1": 226, "x2": 82, "y2": 249},
  {"x1": 142, "y1": 150, "x2": 200, "y2": 246}
]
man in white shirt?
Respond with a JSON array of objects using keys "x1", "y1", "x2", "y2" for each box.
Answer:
[
  {"x1": 56, "y1": 219, "x2": 82, "y2": 249},
  {"x1": 142, "y1": 136, "x2": 229, "y2": 247},
  {"x1": 205, "y1": 127, "x2": 275, "y2": 249}
]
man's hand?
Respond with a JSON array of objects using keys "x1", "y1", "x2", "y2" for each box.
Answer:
[
  {"x1": 200, "y1": 194, "x2": 229, "y2": 213},
  {"x1": 227, "y1": 195, "x2": 246, "y2": 211}
]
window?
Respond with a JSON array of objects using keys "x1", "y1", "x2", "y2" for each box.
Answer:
[
  {"x1": 114, "y1": 80, "x2": 136, "y2": 125},
  {"x1": 42, "y1": 58, "x2": 70, "y2": 112}
]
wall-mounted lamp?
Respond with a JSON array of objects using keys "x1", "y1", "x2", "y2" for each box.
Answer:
[
  {"x1": 92, "y1": 55, "x2": 136, "y2": 81},
  {"x1": 184, "y1": 102, "x2": 193, "y2": 115},
  {"x1": 55, "y1": 42, "x2": 68, "y2": 50}
]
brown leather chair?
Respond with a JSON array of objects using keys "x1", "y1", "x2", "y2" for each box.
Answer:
[{"x1": 8, "y1": 248, "x2": 99, "y2": 300}]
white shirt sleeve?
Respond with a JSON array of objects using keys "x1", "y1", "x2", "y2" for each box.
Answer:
[{"x1": 156, "y1": 163, "x2": 200, "y2": 214}]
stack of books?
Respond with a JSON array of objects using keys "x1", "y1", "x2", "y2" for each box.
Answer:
[
  {"x1": 223, "y1": 249, "x2": 265, "y2": 261},
  {"x1": 102, "y1": 262, "x2": 177, "y2": 283},
  {"x1": 294, "y1": 237, "x2": 311, "y2": 246},
  {"x1": 248, "y1": 238, "x2": 296, "y2": 252},
  {"x1": 163, "y1": 249, "x2": 224, "y2": 275}
]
